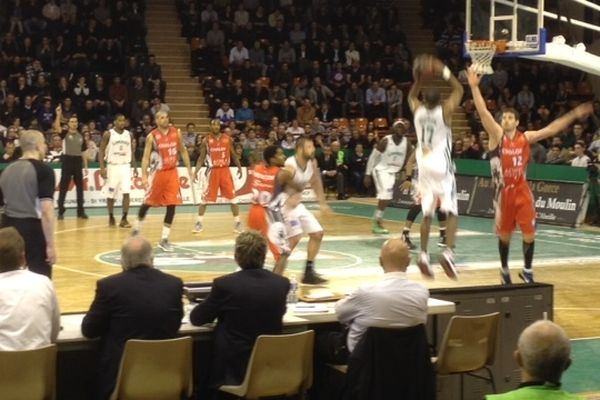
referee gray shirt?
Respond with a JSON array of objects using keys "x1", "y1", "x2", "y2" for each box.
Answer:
[{"x1": 0, "y1": 159, "x2": 56, "y2": 219}]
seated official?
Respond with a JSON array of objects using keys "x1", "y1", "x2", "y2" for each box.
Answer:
[
  {"x1": 0, "y1": 227, "x2": 60, "y2": 350},
  {"x1": 487, "y1": 320, "x2": 582, "y2": 400},
  {"x1": 321, "y1": 239, "x2": 429, "y2": 361},
  {"x1": 190, "y1": 230, "x2": 290, "y2": 391},
  {"x1": 81, "y1": 236, "x2": 184, "y2": 400}
]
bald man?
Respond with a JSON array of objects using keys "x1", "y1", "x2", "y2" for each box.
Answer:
[
  {"x1": 335, "y1": 239, "x2": 429, "y2": 354},
  {"x1": 487, "y1": 320, "x2": 582, "y2": 400}
]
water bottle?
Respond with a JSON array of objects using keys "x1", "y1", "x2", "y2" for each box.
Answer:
[{"x1": 288, "y1": 274, "x2": 298, "y2": 304}]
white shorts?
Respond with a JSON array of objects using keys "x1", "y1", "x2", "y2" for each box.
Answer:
[
  {"x1": 104, "y1": 164, "x2": 132, "y2": 199},
  {"x1": 283, "y1": 203, "x2": 323, "y2": 238},
  {"x1": 417, "y1": 156, "x2": 457, "y2": 217},
  {"x1": 373, "y1": 169, "x2": 398, "y2": 201}
]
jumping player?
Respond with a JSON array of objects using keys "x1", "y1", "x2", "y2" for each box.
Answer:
[
  {"x1": 133, "y1": 111, "x2": 193, "y2": 251},
  {"x1": 284, "y1": 137, "x2": 332, "y2": 285},
  {"x1": 99, "y1": 114, "x2": 137, "y2": 228},
  {"x1": 364, "y1": 118, "x2": 414, "y2": 234},
  {"x1": 193, "y1": 119, "x2": 243, "y2": 233},
  {"x1": 408, "y1": 54, "x2": 463, "y2": 280},
  {"x1": 467, "y1": 67, "x2": 592, "y2": 284},
  {"x1": 247, "y1": 145, "x2": 293, "y2": 275}
]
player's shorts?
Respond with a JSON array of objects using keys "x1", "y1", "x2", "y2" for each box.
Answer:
[
  {"x1": 496, "y1": 183, "x2": 536, "y2": 236},
  {"x1": 417, "y1": 157, "x2": 457, "y2": 217},
  {"x1": 283, "y1": 202, "x2": 323, "y2": 238},
  {"x1": 144, "y1": 168, "x2": 182, "y2": 206},
  {"x1": 103, "y1": 164, "x2": 131, "y2": 199},
  {"x1": 373, "y1": 168, "x2": 398, "y2": 201},
  {"x1": 247, "y1": 204, "x2": 290, "y2": 260},
  {"x1": 203, "y1": 167, "x2": 235, "y2": 203}
]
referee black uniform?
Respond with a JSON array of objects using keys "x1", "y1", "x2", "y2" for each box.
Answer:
[
  {"x1": 57, "y1": 129, "x2": 88, "y2": 219},
  {"x1": 0, "y1": 158, "x2": 56, "y2": 277}
]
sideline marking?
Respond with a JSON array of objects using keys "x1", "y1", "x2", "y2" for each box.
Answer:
[{"x1": 53, "y1": 264, "x2": 107, "y2": 278}]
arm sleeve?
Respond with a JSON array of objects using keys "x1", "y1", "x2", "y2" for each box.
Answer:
[
  {"x1": 81, "y1": 280, "x2": 111, "y2": 338},
  {"x1": 189, "y1": 280, "x2": 225, "y2": 326},
  {"x1": 34, "y1": 161, "x2": 55, "y2": 200},
  {"x1": 365, "y1": 148, "x2": 382, "y2": 175}
]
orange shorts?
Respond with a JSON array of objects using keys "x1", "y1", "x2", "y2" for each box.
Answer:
[
  {"x1": 203, "y1": 167, "x2": 235, "y2": 202},
  {"x1": 495, "y1": 184, "x2": 536, "y2": 236},
  {"x1": 247, "y1": 204, "x2": 288, "y2": 260},
  {"x1": 144, "y1": 168, "x2": 182, "y2": 206}
]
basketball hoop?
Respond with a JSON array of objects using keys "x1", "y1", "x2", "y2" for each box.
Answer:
[{"x1": 467, "y1": 40, "x2": 505, "y2": 75}]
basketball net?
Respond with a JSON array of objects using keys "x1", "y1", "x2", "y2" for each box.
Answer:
[{"x1": 467, "y1": 41, "x2": 497, "y2": 75}]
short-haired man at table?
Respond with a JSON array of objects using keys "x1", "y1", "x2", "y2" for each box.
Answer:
[
  {"x1": 335, "y1": 238, "x2": 429, "y2": 354},
  {"x1": 0, "y1": 227, "x2": 60, "y2": 350},
  {"x1": 190, "y1": 230, "x2": 289, "y2": 395},
  {"x1": 81, "y1": 236, "x2": 184, "y2": 400},
  {"x1": 486, "y1": 320, "x2": 582, "y2": 400}
]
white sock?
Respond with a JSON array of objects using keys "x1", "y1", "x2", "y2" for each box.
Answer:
[
  {"x1": 134, "y1": 220, "x2": 143, "y2": 231},
  {"x1": 234, "y1": 215, "x2": 240, "y2": 223},
  {"x1": 374, "y1": 209, "x2": 384, "y2": 220},
  {"x1": 196, "y1": 215, "x2": 203, "y2": 223},
  {"x1": 161, "y1": 226, "x2": 170, "y2": 240}
]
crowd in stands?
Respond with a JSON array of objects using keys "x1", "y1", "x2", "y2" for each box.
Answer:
[
  {"x1": 1, "y1": 0, "x2": 599, "y2": 200},
  {"x1": 0, "y1": 0, "x2": 169, "y2": 164}
]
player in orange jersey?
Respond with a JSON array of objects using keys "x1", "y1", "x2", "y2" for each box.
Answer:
[
  {"x1": 468, "y1": 67, "x2": 592, "y2": 284},
  {"x1": 192, "y1": 120, "x2": 243, "y2": 233},
  {"x1": 133, "y1": 110, "x2": 193, "y2": 251},
  {"x1": 247, "y1": 145, "x2": 294, "y2": 274}
]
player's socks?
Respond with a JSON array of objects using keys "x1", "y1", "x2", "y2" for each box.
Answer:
[
  {"x1": 500, "y1": 268, "x2": 512, "y2": 285},
  {"x1": 161, "y1": 226, "x2": 170, "y2": 240},
  {"x1": 523, "y1": 241, "x2": 535, "y2": 270},
  {"x1": 438, "y1": 227, "x2": 447, "y2": 247},
  {"x1": 498, "y1": 240, "x2": 510, "y2": 270}
]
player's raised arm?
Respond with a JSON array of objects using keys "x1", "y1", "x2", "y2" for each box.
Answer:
[
  {"x1": 407, "y1": 72, "x2": 423, "y2": 113},
  {"x1": 466, "y1": 67, "x2": 503, "y2": 147},
  {"x1": 525, "y1": 102, "x2": 593, "y2": 144},
  {"x1": 438, "y1": 59, "x2": 464, "y2": 125}
]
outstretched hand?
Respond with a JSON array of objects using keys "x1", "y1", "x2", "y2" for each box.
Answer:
[{"x1": 466, "y1": 66, "x2": 482, "y2": 87}]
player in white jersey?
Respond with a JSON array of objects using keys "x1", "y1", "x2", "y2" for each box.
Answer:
[
  {"x1": 284, "y1": 137, "x2": 332, "y2": 285},
  {"x1": 99, "y1": 114, "x2": 137, "y2": 227},
  {"x1": 408, "y1": 54, "x2": 463, "y2": 280},
  {"x1": 364, "y1": 118, "x2": 414, "y2": 234}
]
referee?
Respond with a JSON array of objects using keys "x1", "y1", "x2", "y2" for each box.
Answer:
[
  {"x1": 0, "y1": 130, "x2": 57, "y2": 278},
  {"x1": 54, "y1": 105, "x2": 88, "y2": 219}
]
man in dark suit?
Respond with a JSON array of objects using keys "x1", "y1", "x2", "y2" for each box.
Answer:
[
  {"x1": 190, "y1": 230, "x2": 289, "y2": 393},
  {"x1": 317, "y1": 142, "x2": 347, "y2": 200},
  {"x1": 81, "y1": 236, "x2": 184, "y2": 400}
]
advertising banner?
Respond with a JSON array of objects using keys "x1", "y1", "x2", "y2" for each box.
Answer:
[
  {"x1": 55, "y1": 167, "x2": 316, "y2": 208},
  {"x1": 392, "y1": 175, "x2": 586, "y2": 227}
]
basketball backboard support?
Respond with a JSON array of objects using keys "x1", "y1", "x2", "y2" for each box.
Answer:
[
  {"x1": 465, "y1": 0, "x2": 600, "y2": 76},
  {"x1": 465, "y1": 0, "x2": 546, "y2": 56}
]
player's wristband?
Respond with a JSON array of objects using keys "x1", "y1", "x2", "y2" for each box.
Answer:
[{"x1": 442, "y1": 66, "x2": 451, "y2": 81}]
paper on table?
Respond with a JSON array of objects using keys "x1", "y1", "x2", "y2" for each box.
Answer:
[
  {"x1": 305, "y1": 291, "x2": 336, "y2": 299},
  {"x1": 293, "y1": 303, "x2": 330, "y2": 313}
]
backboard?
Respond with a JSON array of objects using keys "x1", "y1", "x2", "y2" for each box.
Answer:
[{"x1": 465, "y1": 0, "x2": 546, "y2": 57}]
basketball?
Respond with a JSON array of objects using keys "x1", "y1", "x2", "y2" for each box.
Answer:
[{"x1": 413, "y1": 54, "x2": 436, "y2": 79}]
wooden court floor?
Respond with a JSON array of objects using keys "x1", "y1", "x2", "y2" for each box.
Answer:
[{"x1": 52, "y1": 200, "x2": 600, "y2": 339}]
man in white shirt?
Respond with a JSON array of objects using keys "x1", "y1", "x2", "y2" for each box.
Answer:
[
  {"x1": 335, "y1": 239, "x2": 429, "y2": 353},
  {"x1": 0, "y1": 227, "x2": 60, "y2": 351},
  {"x1": 571, "y1": 140, "x2": 591, "y2": 167},
  {"x1": 229, "y1": 41, "x2": 249, "y2": 68}
]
